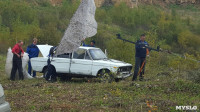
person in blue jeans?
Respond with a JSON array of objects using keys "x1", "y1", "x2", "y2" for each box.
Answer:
[
  {"x1": 26, "y1": 38, "x2": 39, "y2": 77},
  {"x1": 132, "y1": 34, "x2": 150, "y2": 81}
]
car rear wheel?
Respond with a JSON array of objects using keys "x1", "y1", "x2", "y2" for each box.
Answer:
[
  {"x1": 43, "y1": 66, "x2": 57, "y2": 82},
  {"x1": 43, "y1": 68, "x2": 48, "y2": 78}
]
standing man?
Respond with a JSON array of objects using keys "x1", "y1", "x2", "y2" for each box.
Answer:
[
  {"x1": 10, "y1": 40, "x2": 24, "y2": 81},
  {"x1": 132, "y1": 34, "x2": 149, "y2": 81},
  {"x1": 26, "y1": 38, "x2": 39, "y2": 77},
  {"x1": 82, "y1": 39, "x2": 95, "y2": 47}
]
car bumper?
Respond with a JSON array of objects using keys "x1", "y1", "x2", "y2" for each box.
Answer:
[
  {"x1": 116, "y1": 72, "x2": 132, "y2": 79},
  {"x1": 0, "y1": 102, "x2": 11, "y2": 112}
]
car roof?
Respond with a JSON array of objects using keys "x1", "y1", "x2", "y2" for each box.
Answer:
[{"x1": 79, "y1": 46, "x2": 100, "y2": 50}]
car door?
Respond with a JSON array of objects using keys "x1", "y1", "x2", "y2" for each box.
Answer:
[
  {"x1": 51, "y1": 53, "x2": 71, "y2": 73},
  {"x1": 70, "y1": 48, "x2": 93, "y2": 75}
]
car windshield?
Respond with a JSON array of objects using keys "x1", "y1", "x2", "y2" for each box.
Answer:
[{"x1": 89, "y1": 49, "x2": 107, "y2": 60}]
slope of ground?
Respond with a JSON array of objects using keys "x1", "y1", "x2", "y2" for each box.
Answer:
[
  {"x1": 0, "y1": 55, "x2": 199, "y2": 112},
  {"x1": 0, "y1": 1, "x2": 200, "y2": 111},
  {"x1": 53, "y1": 0, "x2": 200, "y2": 8}
]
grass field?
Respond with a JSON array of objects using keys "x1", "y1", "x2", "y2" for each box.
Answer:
[{"x1": 0, "y1": 55, "x2": 200, "y2": 112}]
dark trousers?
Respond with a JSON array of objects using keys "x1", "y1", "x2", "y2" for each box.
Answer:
[
  {"x1": 132, "y1": 57, "x2": 146, "y2": 81},
  {"x1": 28, "y1": 60, "x2": 36, "y2": 77},
  {"x1": 10, "y1": 56, "x2": 24, "y2": 80}
]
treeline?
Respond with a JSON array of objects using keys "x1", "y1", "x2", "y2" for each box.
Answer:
[
  {"x1": 0, "y1": 0, "x2": 200, "y2": 62},
  {"x1": 95, "y1": 3, "x2": 200, "y2": 56},
  {"x1": 0, "y1": 0, "x2": 79, "y2": 53}
]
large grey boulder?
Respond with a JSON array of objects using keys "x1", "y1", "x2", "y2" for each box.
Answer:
[{"x1": 56, "y1": 0, "x2": 97, "y2": 55}]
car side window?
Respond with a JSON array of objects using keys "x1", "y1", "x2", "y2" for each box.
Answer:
[
  {"x1": 85, "y1": 51, "x2": 91, "y2": 60},
  {"x1": 73, "y1": 49, "x2": 86, "y2": 59},
  {"x1": 57, "y1": 53, "x2": 71, "y2": 58}
]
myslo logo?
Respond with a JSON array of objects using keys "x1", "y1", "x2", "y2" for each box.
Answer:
[{"x1": 176, "y1": 106, "x2": 197, "y2": 110}]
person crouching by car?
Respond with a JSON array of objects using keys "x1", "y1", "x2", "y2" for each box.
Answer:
[
  {"x1": 10, "y1": 40, "x2": 24, "y2": 81},
  {"x1": 26, "y1": 38, "x2": 39, "y2": 78}
]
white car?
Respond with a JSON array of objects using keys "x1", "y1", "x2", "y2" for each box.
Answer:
[
  {"x1": 31, "y1": 45, "x2": 132, "y2": 81},
  {"x1": 0, "y1": 84, "x2": 10, "y2": 112}
]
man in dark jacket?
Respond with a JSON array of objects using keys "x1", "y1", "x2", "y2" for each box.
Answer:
[
  {"x1": 26, "y1": 38, "x2": 39, "y2": 77},
  {"x1": 10, "y1": 40, "x2": 24, "y2": 81},
  {"x1": 82, "y1": 39, "x2": 95, "y2": 47},
  {"x1": 132, "y1": 34, "x2": 149, "y2": 81}
]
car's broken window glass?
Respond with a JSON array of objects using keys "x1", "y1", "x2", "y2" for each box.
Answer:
[
  {"x1": 85, "y1": 51, "x2": 91, "y2": 60},
  {"x1": 89, "y1": 49, "x2": 107, "y2": 60},
  {"x1": 73, "y1": 49, "x2": 86, "y2": 59}
]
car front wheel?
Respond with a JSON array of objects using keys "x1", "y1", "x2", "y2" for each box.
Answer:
[{"x1": 98, "y1": 70, "x2": 114, "y2": 83}]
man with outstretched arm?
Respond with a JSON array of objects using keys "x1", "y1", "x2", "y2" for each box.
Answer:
[
  {"x1": 82, "y1": 38, "x2": 96, "y2": 47},
  {"x1": 26, "y1": 38, "x2": 39, "y2": 78},
  {"x1": 132, "y1": 34, "x2": 149, "y2": 81},
  {"x1": 10, "y1": 40, "x2": 24, "y2": 81}
]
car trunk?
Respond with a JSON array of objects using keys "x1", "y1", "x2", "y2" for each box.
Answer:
[{"x1": 37, "y1": 45, "x2": 53, "y2": 57}]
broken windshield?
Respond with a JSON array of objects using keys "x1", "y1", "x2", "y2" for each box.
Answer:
[{"x1": 89, "y1": 49, "x2": 107, "y2": 60}]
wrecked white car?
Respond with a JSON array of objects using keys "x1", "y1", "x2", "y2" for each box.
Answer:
[
  {"x1": 0, "y1": 84, "x2": 10, "y2": 112},
  {"x1": 31, "y1": 45, "x2": 132, "y2": 81}
]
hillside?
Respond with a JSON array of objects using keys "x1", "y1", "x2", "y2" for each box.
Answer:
[
  {"x1": 49, "y1": 0, "x2": 200, "y2": 7},
  {"x1": 95, "y1": 0, "x2": 200, "y2": 8},
  {"x1": 0, "y1": 0, "x2": 200, "y2": 111},
  {"x1": 0, "y1": 54, "x2": 200, "y2": 111}
]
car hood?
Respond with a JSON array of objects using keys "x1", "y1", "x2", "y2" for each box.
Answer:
[
  {"x1": 93, "y1": 59, "x2": 132, "y2": 67},
  {"x1": 37, "y1": 45, "x2": 53, "y2": 57},
  {"x1": 0, "y1": 84, "x2": 4, "y2": 97}
]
